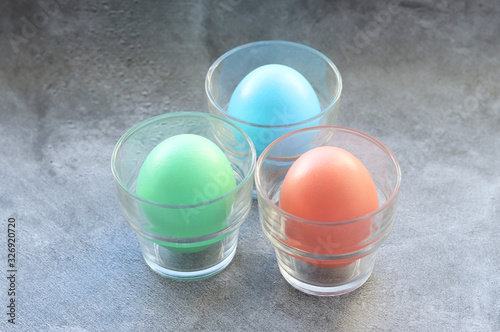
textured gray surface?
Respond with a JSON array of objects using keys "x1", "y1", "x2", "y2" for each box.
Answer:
[{"x1": 0, "y1": 0, "x2": 499, "y2": 331}]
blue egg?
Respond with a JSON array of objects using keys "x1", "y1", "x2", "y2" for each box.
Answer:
[{"x1": 227, "y1": 64, "x2": 321, "y2": 156}]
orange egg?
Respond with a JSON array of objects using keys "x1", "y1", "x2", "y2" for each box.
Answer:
[{"x1": 279, "y1": 146, "x2": 379, "y2": 268}]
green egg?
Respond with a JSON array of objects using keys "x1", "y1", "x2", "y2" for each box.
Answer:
[{"x1": 136, "y1": 134, "x2": 237, "y2": 253}]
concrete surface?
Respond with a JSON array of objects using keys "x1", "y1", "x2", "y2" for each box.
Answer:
[{"x1": 0, "y1": 0, "x2": 499, "y2": 331}]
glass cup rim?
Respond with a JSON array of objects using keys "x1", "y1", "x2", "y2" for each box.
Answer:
[
  {"x1": 255, "y1": 125, "x2": 402, "y2": 226},
  {"x1": 205, "y1": 40, "x2": 343, "y2": 129},
  {"x1": 111, "y1": 111, "x2": 257, "y2": 209}
]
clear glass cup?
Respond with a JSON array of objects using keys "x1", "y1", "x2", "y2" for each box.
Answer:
[
  {"x1": 255, "y1": 126, "x2": 401, "y2": 296},
  {"x1": 205, "y1": 40, "x2": 342, "y2": 157},
  {"x1": 111, "y1": 112, "x2": 256, "y2": 280}
]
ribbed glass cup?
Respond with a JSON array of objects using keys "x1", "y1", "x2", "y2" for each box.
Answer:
[
  {"x1": 255, "y1": 126, "x2": 401, "y2": 296},
  {"x1": 206, "y1": 40, "x2": 342, "y2": 157},
  {"x1": 111, "y1": 112, "x2": 256, "y2": 280}
]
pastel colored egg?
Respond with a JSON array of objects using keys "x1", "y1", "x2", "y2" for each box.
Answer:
[
  {"x1": 227, "y1": 64, "x2": 321, "y2": 155},
  {"x1": 279, "y1": 146, "x2": 379, "y2": 268},
  {"x1": 136, "y1": 134, "x2": 237, "y2": 253}
]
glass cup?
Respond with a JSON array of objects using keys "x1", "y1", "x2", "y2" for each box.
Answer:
[
  {"x1": 111, "y1": 112, "x2": 256, "y2": 280},
  {"x1": 205, "y1": 40, "x2": 342, "y2": 157},
  {"x1": 255, "y1": 126, "x2": 401, "y2": 296}
]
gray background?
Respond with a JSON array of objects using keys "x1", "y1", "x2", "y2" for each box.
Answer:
[{"x1": 0, "y1": 0, "x2": 499, "y2": 331}]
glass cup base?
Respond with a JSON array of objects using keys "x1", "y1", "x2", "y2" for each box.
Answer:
[
  {"x1": 138, "y1": 232, "x2": 239, "y2": 281},
  {"x1": 278, "y1": 263, "x2": 374, "y2": 296},
  {"x1": 275, "y1": 249, "x2": 377, "y2": 296},
  {"x1": 143, "y1": 244, "x2": 237, "y2": 281}
]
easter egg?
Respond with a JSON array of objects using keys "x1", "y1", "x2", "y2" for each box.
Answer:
[
  {"x1": 227, "y1": 64, "x2": 321, "y2": 155},
  {"x1": 136, "y1": 134, "x2": 237, "y2": 253},
  {"x1": 279, "y1": 146, "x2": 379, "y2": 268}
]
